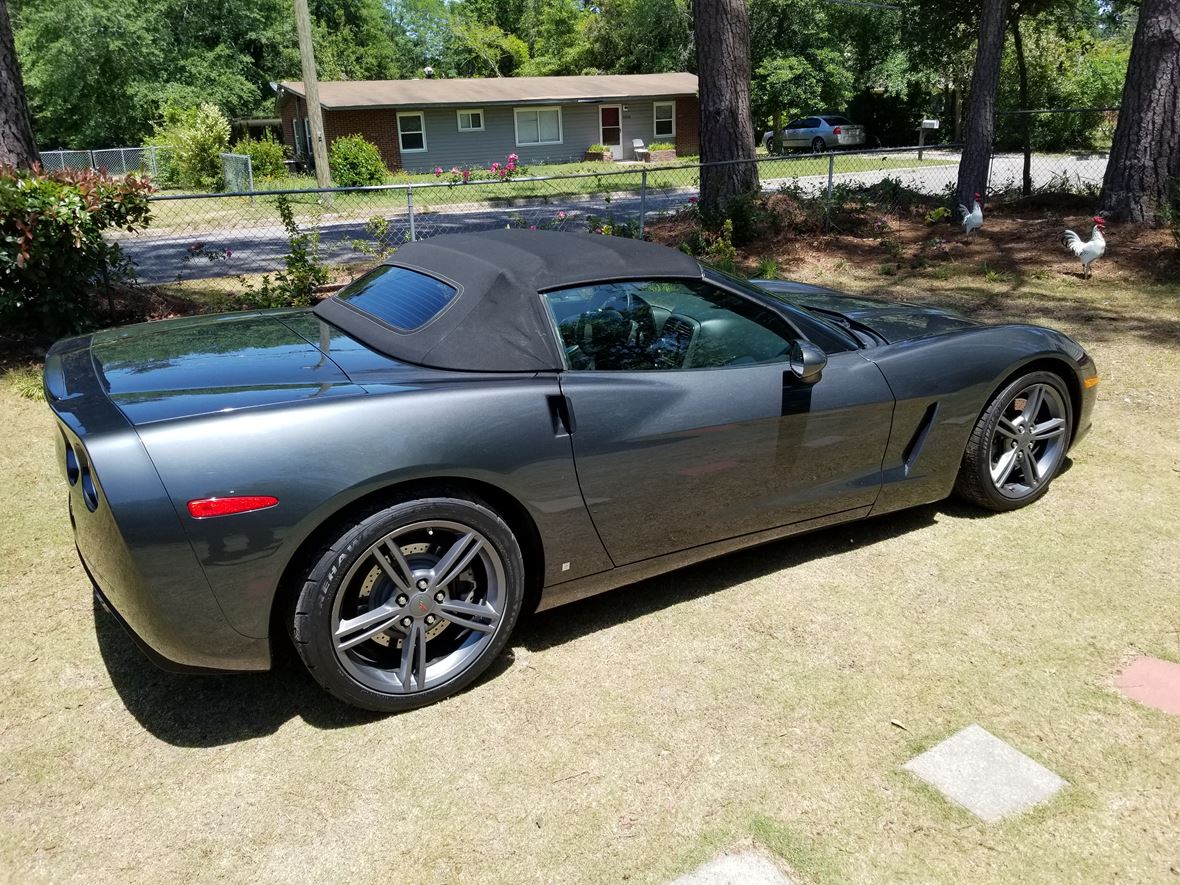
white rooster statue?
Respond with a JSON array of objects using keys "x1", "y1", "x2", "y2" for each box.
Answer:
[
  {"x1": 1061, "y1": 216, "x2": 1106, "y2": 280},
  {"x1": 959, "y1": 191, "x2": 983, "y2": 241}
]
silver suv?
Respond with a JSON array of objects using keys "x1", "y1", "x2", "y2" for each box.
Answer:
[{"x1": 762, "y1": 115, "x2": 866, "y2": 153}]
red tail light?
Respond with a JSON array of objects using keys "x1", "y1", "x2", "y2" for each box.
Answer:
[
  {"x1": 833, "y1": 127, "x2": 842, "y2": 135},
  {"x1": 188, "y1": 496, "x2": 279, "y2": 518}
]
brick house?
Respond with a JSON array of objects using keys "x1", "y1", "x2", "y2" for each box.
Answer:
[{"x1": 274, "y1": 73, "x2": 699, "y2": 172}]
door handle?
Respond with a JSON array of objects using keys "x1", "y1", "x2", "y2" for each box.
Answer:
[{"x1": 547, "y1": 395, "x2": 575, "y2": 436}]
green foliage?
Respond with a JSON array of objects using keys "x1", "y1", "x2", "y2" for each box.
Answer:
[
  {"x1": 585, "y1": 213, "x2": 641, "y2": 238},
  {"x1": 329, "y1": 135, "x2": 389, "y2": 187},
  {"x1": 0, "y1": 166, "x2": 153, "y2": 334},
  {"x1": 351, "y1": 216, "x2": 404, "y2": 261},
  {"x1": 925, "y1": 206, "x2": 951, "y2": 225},
  {"x1": 583, "y1": 0, "x2": 692, "y2": 74},
  {"x1": 232, "y1": 132, "x2": 288, "y2": 180},
  {"x1": 756, "y1": 256, "x2": 780, "y2": 279},
  {"x1": 5, "y1": 367, "x2": 46, "y2": 401},
  {"x1": 648, "y1": 142, "x2": 676, "y2": 151},
  {"x1": 149, "y1": 102, "x2": 231, "y2": 191},
  {"x1": 586, "y1": 144, "x2": 610, "y2": 153},
  {"x1": 242, "y1": 195, "x2": 331, "y2": 307}
]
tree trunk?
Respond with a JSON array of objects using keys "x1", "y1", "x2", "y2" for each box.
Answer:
[
  {"x1": 1012, "y1": 10, "x2": 1032, "y2": 196},
  {"x1": 0, "y1": 0, "x2": 38, "y2": 168},
  {"x1": 1098, "y1": 0, "x2": 1180, "y2": 222},
  {"x1": 695, "y1": 0, "x2": 758, "y2": 223},
  {"x1": 956, "y1": 0, "x2": 1009, "y2": 212}
]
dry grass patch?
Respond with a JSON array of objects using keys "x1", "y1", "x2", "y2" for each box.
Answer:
[{"x1": 1, "y1": 245, "x2": 1178, "y2": 883}]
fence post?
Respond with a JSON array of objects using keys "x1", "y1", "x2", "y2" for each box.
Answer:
[
  {"x1": 147, "y1": 146, "x2": 157, "y2": 179},
  {"x1": 407, "y1": 185, "x2": 416, "y2": 242},
  {"x1": 638, "y1": 168, "x2": 647, "y2": 238},
  {"x1": 89, "y1": 150, "x2": 96, "y2": 172},
  {"x1": 246, "y1": 155, "x2": 256, "y2": 206}
]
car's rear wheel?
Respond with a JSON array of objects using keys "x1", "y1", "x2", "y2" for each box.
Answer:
[
  {"x1": 955, "y1": 371, "x2": 1073, "y2": 511},
  {"x1": 811, "y1": 137, "x2": 827, "y2": 153},
  {"x1": 292, "y1": 495, "x2": 525, "y2": 712}
]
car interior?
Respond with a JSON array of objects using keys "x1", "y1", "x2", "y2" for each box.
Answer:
[{"x1": 542, "y1": 280, "x2": 799, "y2": 371}]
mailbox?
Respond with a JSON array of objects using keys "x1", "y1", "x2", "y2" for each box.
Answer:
[{"x1": 920, "y1": 119, "x2": 940, "y2": 129}]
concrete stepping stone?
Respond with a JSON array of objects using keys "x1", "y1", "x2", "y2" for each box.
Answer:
[
  {"x1": 1115, "y1": 655, "x2": 1180, "y2": 715},
  {"x1": 673, "y1": 849, "x2": 794, "y2": 885},
  {"x1": 903, "y1": 724, "x2": 1067, "y2": 823}
]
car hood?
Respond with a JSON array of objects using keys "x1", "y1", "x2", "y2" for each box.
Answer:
[
  {"x1": 752, "y1": 279, "x2": 981, "y2": 344},
  {"x1": 86, "y1": 310, "x2": 371, "y2": 424}
]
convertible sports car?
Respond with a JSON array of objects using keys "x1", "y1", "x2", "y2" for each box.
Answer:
[{"x1": 45, "y1": 229, "x2": 1097, "y2": 712}]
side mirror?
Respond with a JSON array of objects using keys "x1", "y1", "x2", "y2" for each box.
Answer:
[{"x1": 789, "y1": 340, "x2": 827, "y2": 383}]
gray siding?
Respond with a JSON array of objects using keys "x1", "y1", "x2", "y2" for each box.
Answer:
[{"x1": 393, "y1": 98, "x2": 684, "y2": 171}]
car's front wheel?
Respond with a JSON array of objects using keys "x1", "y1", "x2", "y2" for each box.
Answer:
[
  {"x1": 954, "y1": 371, "x2": 1074, "y2": 511},
  {"x1": 292, "y1": 494, "x2": 525, "y2": 712}
]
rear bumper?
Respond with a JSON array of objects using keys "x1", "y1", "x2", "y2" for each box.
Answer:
[{"x1": 87, "y1": 558, "x2": 231, "y2": 675}]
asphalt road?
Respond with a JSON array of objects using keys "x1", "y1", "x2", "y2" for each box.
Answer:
[{"x1": 120, "y1": 151, "x2": 1108, "y2": 286}]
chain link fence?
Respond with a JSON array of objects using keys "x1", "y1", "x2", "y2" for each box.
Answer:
[
  {"x1": 41, "y1": 146, "x2": 170, "y2": 178},
  {"x1": 220, "y1": 153, "x2": 256, "y2": 199},
  {"x1": 107, "y1": 145, "x2": 1108, "y2": 292}
]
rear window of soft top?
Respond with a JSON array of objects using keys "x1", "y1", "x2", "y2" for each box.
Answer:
[{"x1": 335, "y1": 265, "x2": 458, "y2": 331}]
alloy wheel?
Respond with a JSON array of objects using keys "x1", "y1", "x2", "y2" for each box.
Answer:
[
  {"x1": 989, "y1": 382, "x2": 1069, "y2": 499},
  {"x1": 330, "y1": 519, "x2": 506, "y2": 694}
]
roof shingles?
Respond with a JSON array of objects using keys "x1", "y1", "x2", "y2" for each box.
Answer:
[{"x1": 277, "y1": 72, "x2": 698, "y2": 109}]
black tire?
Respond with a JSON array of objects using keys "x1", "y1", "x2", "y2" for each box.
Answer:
[
  {"x1": 954, "y1": 371, "x2": 1073, "y2": 512},
  {"x1": 292, "y1": 494, "x2": 525, "y2": 712},
  {"x1": 811, "y1": 137, "x2": 826, "y2": 153}
]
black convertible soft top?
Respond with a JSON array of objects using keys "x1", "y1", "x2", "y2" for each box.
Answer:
[{"x1": 315, "y1": 229, "x2": 703, "y2": 372}]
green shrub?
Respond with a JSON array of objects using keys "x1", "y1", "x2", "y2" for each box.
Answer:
[
  {"x1": 0, "y1": 166, "x2": 153, "y2": 334},
  {"x1": 329, "y1": 135, "x2": 388, "y2": 187},
  {"x1": 231, "y1": 132, "x2": 288, "y2": 180},
  {"x1": 586, "y1": 143, "x2": 609, "y2": 153},
  {"x1": 241, "y1": 195, "x2": 331, "y2": 307},
  {"x1": 149, "y1": 101, "x2": 230, "y2": 192},
  {"x1": 648, "y1": 142, "x2": 676, "y2": 151},
  {"x1": 5, "y1": 366, "x2": 45, "y2": 401}
]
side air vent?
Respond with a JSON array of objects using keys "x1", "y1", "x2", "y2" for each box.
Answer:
[{"x1": 902, "y1": 401, "x2": 939, "y2": 475}]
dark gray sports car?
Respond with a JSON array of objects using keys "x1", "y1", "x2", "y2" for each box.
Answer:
[{"x1": 46, "y1": 230, "x2": 1097, "y2": 711}]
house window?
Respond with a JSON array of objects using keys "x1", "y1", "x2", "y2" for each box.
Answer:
[
  {"x1": 456, "y1": 109, "x2": 484, "y2": 132},
  {"x1": 514, "y1": 106, "x2": 563, "y2": 146},
  {"x1": 292, "y1": 119, "x2": 303, "y2": 155},
  {"x1": 303, "y1": 118, "x2": 312, "y2": 155},
  {"x1": 397, "y1": 112, "x2": 427, "y2": 152},
  {"x1": 653, "y1": 101, "x2": 676, "y2": 139}
]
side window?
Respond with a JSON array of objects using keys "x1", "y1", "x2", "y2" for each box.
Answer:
[
  {"x1": 541, "y1": 280, "x2": 797, "y2": 371},
  {"x1": 803, "y1": 117, "x2": 822, "y2": 128},
  {"x1": 785, "y1": 119, "x2": 804, "y2": 130}
]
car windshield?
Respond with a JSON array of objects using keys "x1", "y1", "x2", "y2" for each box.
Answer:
[
  {"x1": 704, "y1": 268, "x2": 861, "y2": 353},
  {"x1": 334, "y1": 265, "x2": 458, "y2": 331}
]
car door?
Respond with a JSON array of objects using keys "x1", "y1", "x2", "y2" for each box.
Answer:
[
  {"x1": 783, "y1": 118, "x2": 805, "y2": 148},
  {"x1": 540, "y1": 278, "x2": 895, "y2": 567}
]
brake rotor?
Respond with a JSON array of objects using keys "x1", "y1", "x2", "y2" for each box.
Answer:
[{"x1": 355, "y1": 540, "x2": 477, "y2": 648}]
